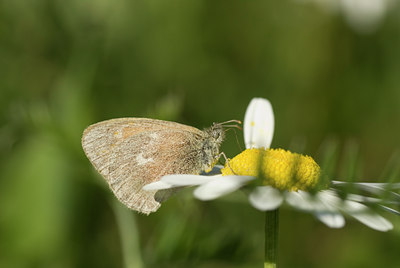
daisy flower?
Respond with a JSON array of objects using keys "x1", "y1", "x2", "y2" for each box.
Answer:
[
  {"x1": 295, "y1": 0, "x2": 393, "y2": 34},
  {"x1": 144, "y1": 98, "x2": 399, "y2": 232}
]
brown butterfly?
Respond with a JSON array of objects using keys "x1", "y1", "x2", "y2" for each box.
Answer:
[{"x1": 81, "y1": 118, "x2": 239, "y2": 214}]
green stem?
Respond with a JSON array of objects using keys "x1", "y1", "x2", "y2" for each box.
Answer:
[
  {"x1": 111, "y1": 200, "x2": 144, "y2": 268},
  {"x1": 264, "y1": 209, "x2": 279, "y2": 268}
]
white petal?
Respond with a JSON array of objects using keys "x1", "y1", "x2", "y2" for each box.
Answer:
[
  {"x1": 244, "y1": 98, "x2": 274, "y2": 149},
  {"x1": 332, "y1": 181, "x2": 399, "y2": 187},
  {"x1": 194, "y1": 176, "x2": 255, "y2": 200},
  {"x1": 346, "y1": 193, "x2": 388, "y2": 204},
  {"x1": 285, "y1": 191, "x2": 323, "y2": 211},
  {"x1": 286, "y1": 190, "x2": 345, "y2": 228},
  {"x1": 315, "y1": 211, "x2": 345, "y2": 228},
  {"x1": 317, "y1": 190, "x2": 394, "y2": 231},
  {"x1": 353, "y1": 183, "x2": 400, "y2": 197},
  {"x1": 143, "y1": 181, "x2": 174, "y2": 191},
  {"x1": 332, "y1": 181, "x2": 400, "y2": 202},
  {"x1": 161, "y1": 174, "x2": 218, "y2": 186},
  {"x1": 248, "y1": 186, "x2": 283, "y2": 211},
  {"x1": 314, "y1": 191, "x2": 345, "y2": 228},
  {"x1": 317, "y1": 190, "x2": 344, "y2": 207},
  {"x1": 386, "y1": 182, "x2": 400, "y2": 189},
  {"x1": 345, "y1": 193, "x2": 400, "y2": 215},
  {"x1": 341, "y1": 200, "x2": 393, "y2": 232},
  {"x1": 332, "y1": 181, "x2": 400, "y2": 191}
]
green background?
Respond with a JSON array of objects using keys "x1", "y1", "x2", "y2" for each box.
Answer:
[{"x1": 1, "y1": 0, "x2": 399, "y2": 267}]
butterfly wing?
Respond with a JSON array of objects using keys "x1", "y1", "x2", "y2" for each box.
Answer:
[{"x1": 81, "y1": 118, "x2": 205, "y2": 214}]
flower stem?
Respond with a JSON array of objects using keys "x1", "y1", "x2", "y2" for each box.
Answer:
[{"x1": 264, "y1": 209, "x2": 279, "y2": 268}]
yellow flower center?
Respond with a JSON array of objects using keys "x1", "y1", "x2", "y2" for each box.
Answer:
[{"x1": 221, "y1": 148, "x2": 321, "y2": 191}]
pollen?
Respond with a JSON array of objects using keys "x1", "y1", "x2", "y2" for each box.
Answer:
[{"x1": 221, "y1": 148, "x2": 321, "y2": 191}]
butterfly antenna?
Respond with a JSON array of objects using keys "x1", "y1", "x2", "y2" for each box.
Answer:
[
  {"x1": 232, "y1": 128, "x2": 243, "y2": 151},
  {"x1": 219, "y1": 119, "x2": 242, "y2": 130},
  {"x1": 224, "y1": 127, "x2": 243, "y2": 152},
  {"x1": 220, "y1": 119, "x2": 242, "y2": 125}
]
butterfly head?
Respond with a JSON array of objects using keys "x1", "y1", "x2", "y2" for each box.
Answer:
[{"x1": 202, "y1": 120, "x2": 242, "y2": 171}]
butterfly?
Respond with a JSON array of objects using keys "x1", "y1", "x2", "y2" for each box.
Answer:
[{"x1": 82, "y1": 118, "x2": 239, "y2": 214}]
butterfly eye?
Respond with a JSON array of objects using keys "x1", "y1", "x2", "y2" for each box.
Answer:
[{"x1": 212, "y1": 130, "x2": 221, "y2": 139}]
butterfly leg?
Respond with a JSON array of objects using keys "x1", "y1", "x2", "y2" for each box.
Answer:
[{"x1": 218, "y1": 152, "x2": 237, "y2": 175}]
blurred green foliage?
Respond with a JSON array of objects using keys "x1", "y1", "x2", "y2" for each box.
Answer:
[{"x1": 1, "y1": 0, "x2": 399, "y2": 267}]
